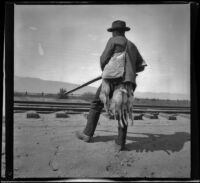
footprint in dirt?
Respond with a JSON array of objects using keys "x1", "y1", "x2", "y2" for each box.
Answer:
[
  {"x1": 106, "y1": 164, "x2": 111, "y2": 172},
  {"x1": 49, "y1": 159, "x2": 59, "y2": 171},
  {"x1": 106, "y1": 159, "x2": 128, "y2": 177},
  {"x1": 54, "y1": 145, "x2": 64, "y2": 156}
]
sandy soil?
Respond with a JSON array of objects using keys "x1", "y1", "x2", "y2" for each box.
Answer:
[{"x1": 2, "y1": 112, "x2": 190, "y2": 178}]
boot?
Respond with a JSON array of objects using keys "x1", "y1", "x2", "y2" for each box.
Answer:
[
  {"x1": 76, "y1": 131, "x2": 91, "y2": 142},
  {"x1": 76, "y1": 108, "x2": 102, "y2": 142},
  {"x1": 115, "y1": 125, "x2": 127, "y2": 151}
]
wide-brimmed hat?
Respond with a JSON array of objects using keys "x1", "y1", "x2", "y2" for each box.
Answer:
[{"x1": 107, "y1": 20, "x2": 130, "y2": 32}]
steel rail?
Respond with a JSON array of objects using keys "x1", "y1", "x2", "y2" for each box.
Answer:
[
  {"x1": 14, "y1": 101, "x2": 190, "y2": 110},
  {"x1": 14, "y1": 106, "x2": 190, "y2": 114}
]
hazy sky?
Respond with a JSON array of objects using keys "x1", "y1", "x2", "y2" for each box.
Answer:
[{"x1": 14, "y1": 4, "x2": 190, "y2": 95}]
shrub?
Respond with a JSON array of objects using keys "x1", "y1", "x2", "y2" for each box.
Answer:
[{"x1": 58, "y1": 88, "x2": 68, "y2": 99}]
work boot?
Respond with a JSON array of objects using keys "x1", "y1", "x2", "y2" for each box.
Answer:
[
  {"x1": 76, "y1": 131, "x2": 91, "y2": 142},
  {"x1": 76, "y1": 107, "x2": 102, "y2": 142},
  {"x1": 115, "y1": 125, "x2": 128, "y2": 151}
]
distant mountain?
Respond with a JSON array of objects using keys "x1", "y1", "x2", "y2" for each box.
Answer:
[
  {"x1": 134, "y1": 91, "x2": 190, "y2": 100},
  {"x1": 14, "y1": 76, "x2": 97, "y2": 95},
  {"x1": 14, "y1": 76, "x2": 190, "y2": 100}
]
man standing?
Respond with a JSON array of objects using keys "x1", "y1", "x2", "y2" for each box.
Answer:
[{"x1": 76, "y1": 20, "x2": 147, "y2": 150}]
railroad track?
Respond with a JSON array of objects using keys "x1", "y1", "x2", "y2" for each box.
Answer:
[{"x1": 14, "y1": 100, "x2": 190, "y2": 114}]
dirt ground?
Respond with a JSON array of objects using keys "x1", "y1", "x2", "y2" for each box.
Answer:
[{"x1": 2, "y1": 112, "x2": 190, "y2": 178}]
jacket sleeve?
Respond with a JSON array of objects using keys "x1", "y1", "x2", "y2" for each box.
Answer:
[
  {"x1": 100, "y1": 38, "x2": 115, "y2": 71},
  {"x1": 135, "y1": 47, "x2": 147, "y2": 73}
]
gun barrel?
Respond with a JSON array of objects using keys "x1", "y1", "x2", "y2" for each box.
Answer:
[{"x1": 64, "y1": 76, "x2": 102, "y2": 95}]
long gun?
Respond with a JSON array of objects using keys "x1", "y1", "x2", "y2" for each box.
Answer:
[{"x1": 64, "y1": 76, "x2": 102, "y2": 95}]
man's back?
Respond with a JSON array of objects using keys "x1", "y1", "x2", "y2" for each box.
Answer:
[{"x1": 100, "y1": 35, "x2": 147, "y2": 84}]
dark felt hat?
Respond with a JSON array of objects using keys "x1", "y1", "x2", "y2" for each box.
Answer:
[{"x1": 107, "y1": 20, "x2": 130, "y2": 32}]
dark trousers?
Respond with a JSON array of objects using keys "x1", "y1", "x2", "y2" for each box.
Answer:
[
  {"x1": 83, "y1": 85, "x2": 104, "y2": 136},
  {"x1": 83, "y1": 82, "x2": 136, "y2": 137}
]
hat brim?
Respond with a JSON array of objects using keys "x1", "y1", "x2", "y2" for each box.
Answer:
[{"x1": 107, "y1": 27, "x2": 130, "y2": 32}]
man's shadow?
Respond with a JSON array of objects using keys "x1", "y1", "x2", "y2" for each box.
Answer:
[{"x1": 92, "y1": 130, "x2": 190, "y2": 155}]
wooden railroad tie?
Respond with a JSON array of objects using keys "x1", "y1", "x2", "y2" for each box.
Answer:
[
  {"x1": 103, "y1": 113, "x2": 144, "y2": 120},
  {"x1": 133, "y1": 113, "x2": 144, "y2": 120},
  {"x1": 143, "y1": 113, "x2": 158, "y2": 119},
  {"x1": 26, "y1": 110, "x2": 40, "y2": 119},
  {"x1": 159, "y1": 113, "x2": 177, "y2": 120},
  {"x1": 55, "y1": 111, "x2": 69, "y2": 118}
]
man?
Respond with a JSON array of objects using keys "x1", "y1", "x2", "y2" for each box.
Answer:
[{"x1": 76, "y1": 20, "x2": 147, "y2": 150}]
